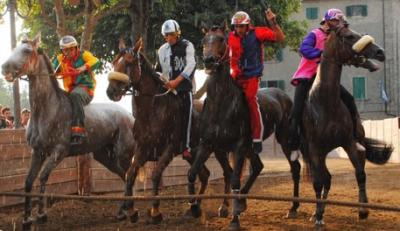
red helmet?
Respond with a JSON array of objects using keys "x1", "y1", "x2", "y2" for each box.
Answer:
[{"x1": 231, "y1": 11, "x2": 251, "y2": 25}]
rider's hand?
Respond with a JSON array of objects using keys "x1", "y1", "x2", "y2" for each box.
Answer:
[
  {"x1": 76, "y1": 65, "x2": 87, "y2": 74},
  {"x1": 165, "y1": 79, "x2": 179, "y2": 89},
  {"x1": 265, "y1": 8, "x2": 277, "y2": 25}
]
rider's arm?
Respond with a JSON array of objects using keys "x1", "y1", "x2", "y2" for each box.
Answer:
[
  {"x1": 81, "y1": 50, "x2": 101, "y2": 73},
  {"x1": 299, "y1": 32, "x2": 322, "y2": 59},
  {"x1": 180, "y1": 41, "x2": 196, "y2": 80}
]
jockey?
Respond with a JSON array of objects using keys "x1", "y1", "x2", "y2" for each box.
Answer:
[
  {"x1": 53, "y1": 35, "x2": 101, "y2": 145},
  {"x1": 155, "y1": 19, "x2": 196, "y2": 160},
  {"x1": 228, "y1": 10, "x2": 285, "y2": 154},
  {"x1": 288, "y1": 8, "x2": 365, "y2": 150}
]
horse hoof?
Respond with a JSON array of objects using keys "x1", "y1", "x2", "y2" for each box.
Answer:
[
  {"x1": 359, "y1": 209, "x2": 369, "y2": 220},
  {"x1": 285, "y1": 209, "x2": 298, "y2": 219},
  {"x1": 22, "y1": 218, "x2": 33, "y2": 231},
  {"x1": 130, "y1": 210, "x2": 139, "y2": 223},
  {"x1": 218, "y1": 205, "x2": 229, "y2": 218},
  {"x1": 191, "y1": 203, "x2": 202, "y2": 218},
  {"x1": 228, "y1": 220, "x2": 241, "y2": 231},
  {"x1": 147, "y1": 213, "x2": 163, "y2": 225},
  {"x1": 116, "y1": 209, "x2": 128, "y2": 221},
  {"x1": 36, "y1": 213, "x2": 48, "y2": 224},
  {"x1": 315, "y1": 219, "x2": 325, "y2": 226}
]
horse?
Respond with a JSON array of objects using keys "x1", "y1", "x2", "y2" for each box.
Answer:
[
  {"x1": 1, "y1": 34, "x2": 135, "y2": 230},
  {"x1": 107, "y1": 38, "x2": 237, "y2": 223},
  {"x1": 300, "y1": 22, "x2": 392, "y2": 226},
  {"x1": 186, "y1": 26, "x2": 300, "y2": 230}
]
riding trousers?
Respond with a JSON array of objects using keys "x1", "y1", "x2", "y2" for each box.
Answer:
[
  {"x1": 68, "y1": 86, "x2": 93, "y2": 129},
  {"x1": 236, "y1": 77, "x2": 264, "y2": 142},
  {"x1": 178, "y1": 91, "x2": 193, "y2": 152}
]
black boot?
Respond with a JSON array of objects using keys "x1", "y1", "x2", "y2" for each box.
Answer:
[
  {"x1": 252, "y1": 141, "x2": 263, "y2": 154},
  {"x1": 287, "y1": 80, "x2": 311, "y2": 150},
  {"x1": 68, "y1": 93, "x2": 87, "y2": 145},
  {"x1": 340, "y1": 86, "x2": 365, "y2": 141}
]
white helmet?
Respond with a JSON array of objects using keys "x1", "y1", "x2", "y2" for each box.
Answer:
[
  {"x1": 59, "y1": 35, "x2": 78, "y2": 49},
  {"x1": 231, "y1": 11, "x2": 251, "y2": 25},
  {"x1": 161, "y1": 19, "x2": 181, "y2": 36}
]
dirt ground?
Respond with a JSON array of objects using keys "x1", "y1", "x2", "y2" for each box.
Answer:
[{"x1": 0, "y1": 159, "x2": 399, "y2": 231}]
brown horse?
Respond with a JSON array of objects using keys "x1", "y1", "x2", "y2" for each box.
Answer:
[
  {"x1": 300, "y1": 23, "x2": 392, "y2": 226},
  {"x1": 107, "y1": 38, "x2": 234, "y2": 223},
  {"x1": 187, "y1": 26, "x2": 300, "y2": 230},
  {"x1": 1, "y1": 34, "x2": 136, "y2": 230}
]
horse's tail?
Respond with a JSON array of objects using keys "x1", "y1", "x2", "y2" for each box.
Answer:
[{"x1": 364, "y1": 137, "x2": 393, "y2": 165}]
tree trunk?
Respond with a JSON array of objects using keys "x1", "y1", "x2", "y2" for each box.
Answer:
[
  {"x1": 80, "y1": 0, "x2": 96, "y2": 50},
  {"x1": 129, "y1": 0, "x2": 154, "y2": 52}
]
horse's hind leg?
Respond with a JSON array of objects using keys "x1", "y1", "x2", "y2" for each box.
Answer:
[
  {"x1": 93, "y1": 148, "x2": 125, "y2": 179},
  {"x1": 214, "y1": 150, "x2": 232, "y2": 218},
  {"x1": 37, "y1": 149, "x2": 68, "y2": 224},
  {"x1": 282, "y1": 145, "x2": 301, "y2": 218},
  {"x1": 344, "y1": 142, "x2": 369, "y2": 219},
  {"x1": 22, "y1": 150, "x2": 45, "y2": 230},
  {"x1": 119, "y1": 159, "x2": 140, "y2": 223}
]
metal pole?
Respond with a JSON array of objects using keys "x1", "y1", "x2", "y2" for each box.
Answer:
[{"x1": 8, "y1": 0, "x2": 21, "y2": 128}]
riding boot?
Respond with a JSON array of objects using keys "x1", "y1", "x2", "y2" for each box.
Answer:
[
  {"x1": 68, "y1": 92, "x2": 87, "y2": 145},
  {"x1": 288, "y1": 80, "x2": 312, "y2": 150},
  {"x1": 340, "y1": 86, "x2": 365, "y2": 141}
]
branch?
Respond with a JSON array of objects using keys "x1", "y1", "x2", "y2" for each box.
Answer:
[
  {"x1": 94, "y1": 0, "x2": 130, "y2": 21},
  {"x1": 38, "y1": 0, "x2": 57, "y2": 31}
]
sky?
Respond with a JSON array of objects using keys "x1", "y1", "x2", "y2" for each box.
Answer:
[{"x1": 0, "y1": 12, "x2": 207, "y2": 114}]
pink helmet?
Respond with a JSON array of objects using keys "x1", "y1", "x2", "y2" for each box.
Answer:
[
  {"x1": 320, "y1": 8, "x2": 346, "y2": 25},
  {"x1": 231, "y1": 11, "x2": 251, "y2": 25}
]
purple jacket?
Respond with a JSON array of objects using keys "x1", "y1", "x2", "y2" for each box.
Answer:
[{"x1": 291, "y1": 28, "x2": 327, "y2": 85}]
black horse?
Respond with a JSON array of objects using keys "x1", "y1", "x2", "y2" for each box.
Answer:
[
  {"x1": 187, "y1": 26, "x2": 299, "y2": 230},
  {"x1": 107, "y1": 38, "x2": 237, "y2": 223},
  {"x1": 300, "y1": 23, "x2": 392, "y2": 226},
  {"x1": 1, "y1": 34, "x2": 136, "y2": 230}
]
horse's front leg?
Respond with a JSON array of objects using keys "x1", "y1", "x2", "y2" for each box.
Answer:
[
  {"x1": 148, "y1": 146, "x2": 174, "y2": 224},
  {"x1": 229, "y1": 144, "x2": 248, "y2": 231},
  {"x1": 117, "y1": 157, "x2": 141, "y2": 223},
  {"x1": 22, "y1": 149, "x2": 45, "y2": 231},
  {"x1": 214, "y1": 150, "x2": 232, "y2": 218},
  {"x1": 187, "y1": 144, "x2": 212, "y2": 218},
  {"x1": 36, "y1": 147, "x2": 68, "y2": 224}
]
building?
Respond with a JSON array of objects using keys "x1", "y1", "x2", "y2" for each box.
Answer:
[{"x1": 262, "y1": 0, "x2": 400, "y2": 119}]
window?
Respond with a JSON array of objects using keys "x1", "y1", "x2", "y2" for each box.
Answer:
[
  {"x1": 266, "y1": 80, "x2": 285, "y2": 90},
  {"x1": 260, "y1": 80, "x2": 267, "y2": 88},
  {"x1": 275, "y1": 48, "x2": 284, "y2": 62},
  {"x1": 306, "y1": 7, "x2": 319, "y2": 20},
  {"x1": 353, "y1": 77, "x2": 366, "y2": 100},
  {"x1": 346, "y1": 5, "x2": 368, "y2": 17}
]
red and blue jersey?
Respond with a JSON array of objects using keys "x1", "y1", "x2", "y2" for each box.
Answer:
[{"x1": 228, "y1": 26, "x2": 276, "y2": 79}]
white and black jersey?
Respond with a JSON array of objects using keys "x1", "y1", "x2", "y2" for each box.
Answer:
[{"x1": 156, "y1": 38, "x2": 196, "y2": 92}]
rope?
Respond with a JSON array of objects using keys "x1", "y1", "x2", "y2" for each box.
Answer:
[{"x1": 1, "y1": 192, "x2": 400, "y2": 212}]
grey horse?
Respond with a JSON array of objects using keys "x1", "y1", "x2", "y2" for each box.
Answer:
[{"x1": 1, "y1": 34, "x2": 135, "y2": 230}]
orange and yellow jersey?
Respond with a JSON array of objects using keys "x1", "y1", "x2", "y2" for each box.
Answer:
[{"x1": 53, "y1": 50, "x2": 101, "y2": 96}]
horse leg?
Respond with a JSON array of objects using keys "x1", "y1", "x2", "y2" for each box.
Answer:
[
  {"x1": 344, "y1": 142, "x2": 369, "y2": 219},
  {"x1": 282, "y1": 145, "x2": 301, "y2": 218},
  {"x1": 240, "y1": 152, "x2": 264, "y2": 195},
  {"x1": 93, "y1": 148, "x2": 125, "y2": 180},
  {"x1": 229, "y1": 146, "x2": 247, "y2": 231},
  {"x1": 36, "y1": 150, "x2": 68, "y2": 224},
  {"x1": 22, "y1": 150, "x2": 45, "y2": 230},
  {"x1": 187, "y1": 144, "x2": 212, "y2": 218},
  {"x1": 118, "y1": 159, "x2": 140, "y2": 223},
  {"x1": 148, "y1": 147, "x2": 174, "y2": 224},
  {"x1": 308, "y1": 145, "x2": 326, "y2": 226},
  {"x1": 214, "y1": 150, "x2": 232, "y2": 218}
]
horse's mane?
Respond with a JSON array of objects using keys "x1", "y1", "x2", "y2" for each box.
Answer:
[
  {"x1": 37, "y1": 48, "x2": 65, "y2": 98},
  {"x1": 138, "y1": 52, "x2": 167, "y2": 88}
]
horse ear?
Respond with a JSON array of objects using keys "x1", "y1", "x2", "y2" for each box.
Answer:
[
  {"x1": 133, "y1": 37, "x2": 143, "y2": 53},
  {"x1": 201, "y1": 27, "x2": 209, "y2": 35},
  {"x1": 118, "y1": 37, "x2": 126, "y2": 51},
  {"x1": 32, "y1": 32, "x2": 41, "y2": 49},
  {"x1": 221, "y1": 21, "x2": 228, "y2": 32}
]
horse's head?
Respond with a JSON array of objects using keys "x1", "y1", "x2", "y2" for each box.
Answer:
[
  {"x1": 2, "y1": 34, "x2": 42, "y2": 82},
  {"x1": 325, "y1": 23, "x2": 385, "y2": 70},
  {"x1": 202, "y1": 25, "x2": 228, "y2": 75},
  {"x1": 106, "y1": 38, "x2": 142, "y2": 101}
]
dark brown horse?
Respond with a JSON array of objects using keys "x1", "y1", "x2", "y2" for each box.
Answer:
[
  {"x1": 300, "y1": 23, "x2": 392, "y2": 226},
  {"x1": 1, "y1": 35, "x2": 136, "y2": 230},
  {"x1": 107, "y1": 38, "x2": 233, "y2": 223},
  {"x1": 187, "y1": 26, "x2": 300, "y2": 230}
]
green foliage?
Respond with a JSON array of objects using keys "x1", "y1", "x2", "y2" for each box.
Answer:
[{"x1": 0, "y1": 79, "x2": 29, "y2": 112}]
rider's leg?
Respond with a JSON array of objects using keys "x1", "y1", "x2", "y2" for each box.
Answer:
[
  {"x1": 68, "y1": 86, "x2": 93, "y2": 144},
  {"x1": 288, "y1": 78, "x2": 313, "y2": 150},
  {"x1": 180, "y1": 91, "x2": 193, "y2": 159},
  {"x1": 237, "y1": 77, "x2": 264, "y2": 154},
  {"x1": 340, "y1": 85, "x2": 365, "y2": 140}
]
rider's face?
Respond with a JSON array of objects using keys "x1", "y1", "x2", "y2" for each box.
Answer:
[
  {"x1": 164, "y1": 32, "x2": 179, "y2": 45},
  {"x1": 62, "y1": 47, "x2": 78, "y2": 59},
  {"x1": 234, "y1": 24, "x2": 248, "y2": 36}
]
